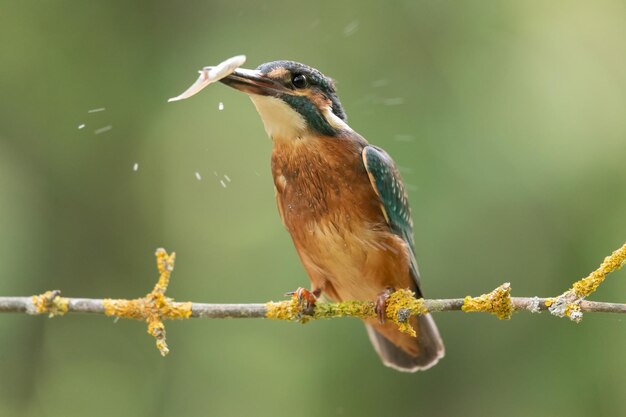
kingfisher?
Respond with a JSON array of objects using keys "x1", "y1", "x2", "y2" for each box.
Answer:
[{"x1": 219, "y1": 60, "x2": 444, "y2": 372}]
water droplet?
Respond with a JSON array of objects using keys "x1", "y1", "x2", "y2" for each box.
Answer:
[
  {"x1": 195, "y1": 172, "x2": 202, "y2": 180},
  {"x1": 343, "y1": 20, "x2": 359, "y2": 36},
  {"x1": 218, "y1": 102, "x2": 224, "y2": 110},
  {"x1": 371, "y1": 79, "x2": 388, "y2": 88},
  {"x1": 94, "y1": 125, "x2": 113, "y2": 135},
  {"x1": 224, "y1": 174, "x2": 231, "y2": 182},
  {"x1": 78, "y1": 123, "x2": 86, "y2": 129},
  {"x1": 133, "y1": 163, "x2": 139, "y2": 171},
  {"x1": 220, "y1": 180, "x2": 227, "y2": 188},
  {"x1": 383, "y1": 97, "x2": 404, "y2": 106}
]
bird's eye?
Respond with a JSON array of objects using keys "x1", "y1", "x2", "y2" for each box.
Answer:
[{"x1": 292, "y1": 73, "x2": 308, "y2": 89}]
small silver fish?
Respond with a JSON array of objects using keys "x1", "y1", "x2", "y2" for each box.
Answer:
[{"x1": 168, "y1": 55, "x2": 246, "y2": 102}]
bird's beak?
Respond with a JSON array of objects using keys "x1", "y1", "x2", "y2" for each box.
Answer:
[{"x1": 219, "y1": 68, "x2": 290, "y2": 97}]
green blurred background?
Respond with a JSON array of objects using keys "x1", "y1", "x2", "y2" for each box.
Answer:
[{"x1": 1, "y1": 1, "x2": 625, "y2": 416}]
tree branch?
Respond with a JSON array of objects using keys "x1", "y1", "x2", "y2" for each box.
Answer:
[
  {"x1": 0, "y1": 243, "x2": 624, "y2": 355},
  {"x1": 2, "y1": 295, "x2": 626, "y2": 317}
]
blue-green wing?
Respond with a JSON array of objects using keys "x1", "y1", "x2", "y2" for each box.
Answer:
[{"x1": 362, "y1": 145, "x2": 422, "y2": 293}]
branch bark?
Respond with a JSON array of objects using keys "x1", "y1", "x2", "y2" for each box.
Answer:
[
  {"x1": 0, "y1": 242, "x2": 624, "y2": 356},
  {"x1": 2, "y1": 295, "x2": 626, "y2": 317}
]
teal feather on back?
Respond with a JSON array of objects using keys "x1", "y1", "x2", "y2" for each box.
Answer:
[{"x1": 362, "y1": 145, "x2": 422, "y2": 293}]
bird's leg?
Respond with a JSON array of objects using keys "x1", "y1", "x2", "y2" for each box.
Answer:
[
  {"x1": 375, "y1": 287, "x2": 395, "y2": 324},
  {"x1": 285, "y1": 287, "x2": 319, "y2": 316}
]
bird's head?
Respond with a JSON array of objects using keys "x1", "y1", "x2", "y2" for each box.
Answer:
[{"x1": 220, "y1": 60, "x2": 350, "y2": 139}]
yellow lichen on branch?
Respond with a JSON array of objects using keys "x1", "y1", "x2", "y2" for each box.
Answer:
[
  {"x1": 266, "y1": 289, "x2": 428, "y2": 337},
  {"x1": 384, "y1": 289, "x2": 428, "y2": 336},
  {"x1": 31, "y1": 290, "x2": 69, "y2": 317},
  {"x1": 266, "y1": 295, "x2": 377, "y2": 322},
  {"x1": 313, "y1": 299, "x2": 376, "y2": 320},
  {"x1": 103, "y1": 249, "x2": 191, "y2": 356},
  {"x1": 16, "y1": 242, "x2": 625, "y2": 355},
  {"x1": 153, "y1": 248, "x2": 176, "y2": 295},
  {"x1": 571, "y1": 242, "x2": 626, "y2": 298},
  {"x1": 549, "y1": 242, "x2": 626, "y2": 322},
  {"x1": 265, "y1": 297, "x2": 306, "y2": 321},
  {"x1": 462, "y1": 283, "x2": 513, "y2": 319},
  {"x1": 102, "y1": 298, "x2": 148, "y2": 319}
]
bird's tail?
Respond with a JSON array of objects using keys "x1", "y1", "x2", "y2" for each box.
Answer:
[{"x1": 365, "y1": 313, "x2": 444, "y2": 372}]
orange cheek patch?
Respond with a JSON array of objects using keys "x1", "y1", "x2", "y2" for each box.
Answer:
[
  {"x1": 267, "y1": 67, "x2": 290, "y2": 80},
  {"x1": 309, "y1": 92, "x2": 332, "y2": 109}
]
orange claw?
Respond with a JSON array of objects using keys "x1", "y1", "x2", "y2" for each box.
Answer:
[
  {"x1": 375, "y1": 287, "x2": 395, "y2": 324},
  {"x1": 286, "y1": 287, "x2": 318, "y2": 315}
]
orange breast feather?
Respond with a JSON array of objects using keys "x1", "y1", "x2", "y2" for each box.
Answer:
[{"x1": 271, "y1": 135, "x2": 414, "y2": 302}]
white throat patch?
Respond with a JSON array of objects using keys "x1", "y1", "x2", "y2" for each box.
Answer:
[{"x1": 249, "y1": 95, "x2": 306, "y2": 139}]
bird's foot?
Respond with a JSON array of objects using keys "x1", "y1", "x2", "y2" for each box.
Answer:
[
  {"x1": 285, "y1": 287, "x2": 319, "y2": 316},
  {"x1": 375, "y1": 287, "x2": 395, "y2": 324}
]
